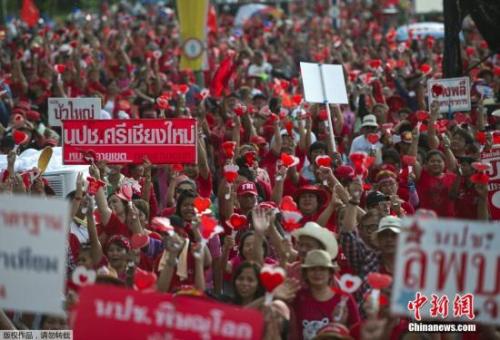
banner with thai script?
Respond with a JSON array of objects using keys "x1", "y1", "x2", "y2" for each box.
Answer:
[
  {"x1": 48, "y1": 97, "x2": 102, "y2": 127},
  {"x1": 62, "y1": 119, "x2": 197, "y2": 165},
  {"x1": 427, "y1": 77, "x2": 471, "y2": 113},
  {"x1": 481, "y1": 147, "x2": 500, "y2": 220},
  {"x1": 73, "y1": 285, "x2": 264, "y2": 340},
  {"x1": 391, "y1": 218, "x2": 500, "y2": 325},
  {"x1": 0, "y1": 195, "x2": 69, "y2": 316}
]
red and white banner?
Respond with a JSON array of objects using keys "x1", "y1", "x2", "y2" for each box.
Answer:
[
  {"x1": 481, "y1": 147, "x2": 500, "y2": 220},
  {"x1": 391, "y1": 218, "x2": 500, "y2": 325},
  {"x1": 73, "y1": 285, "x2": 264, "y2": 340},
  {"x1": 427, "y1": 77, "x2": 471, "y2": 113},
  {"x1": 62, "y1": 119, "x2": 197, "y2": 165},
  {"x1": 0, "y1": 195, "x2": 69, "y2": 316}
]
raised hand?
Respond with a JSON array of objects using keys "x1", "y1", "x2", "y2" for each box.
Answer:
[
  {"x1": 252, "y1": 206, "x2": 271, "y2": 235},
  {"x1": 273, "y1": 278, "x2": 300, "y2": 302}
]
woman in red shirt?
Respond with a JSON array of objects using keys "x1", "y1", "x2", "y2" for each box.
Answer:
[{"x1": 415, "y1": 150, "x2": 457, "y2": 218}]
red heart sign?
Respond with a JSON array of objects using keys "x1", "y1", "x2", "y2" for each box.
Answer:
[
  {"x1": 151, "y1": 217, "x2": 174, "y2": 234},
  {"x1": 200, "y1": 214, "x2": 223, "y2": 240},
  {"x1": 193, "y1": 197, "x2": 211, "y2": 214},
  {"x1": 13, "y1": 130, "x2": 29, "y2": 145},
  {"x1": 172, "y1": 164, "x2": 184, "y2": 172},
  {"x1": 281, "y1": 210, "x2": 303, "y2": 233},
  {"x1": 365, "y1": 156, "x2": 376, "y2": 169},
  {"x1": 280, "y1": 195, "x2": 298, "y2": 212},
  {"x1": 178, "y1": 84, "x2": 189, "y2": 94},
  {"x1": 402, "y1": 155, "x2": 416, "y2": 166},
  {"x1": 227, "y1": 213, "x2": 248, "y2": 231},
  {"x1": 419, "y1": 64, "x2": 432, "y2": 75},
  {"x1": 471, "y1": 162, "x2": 492, "y2": 172},
  {"x1": 281, "y1": 153, "x2": 299, "y2": 168},
  {"x1": 260, "y1": 266, "x2": 286, "y2": 293},
  {"x1": 244, "y1": 152, "x2": 256, "y2": 166},
  {"x1": 454, "y1": 112, "x2": 469, "y2": 125},
  {"x1": 435, "y1": 119, "x2": 448, "y2": 134},
  {"x1": 118, "y1": 185, "x2": 133, "y2": 201},
  {"x1": 366, "y1": 133, "x2": 379, "y2": 145},
  {"x1": 156, "y1": 96, "x2": 170, "y2": 109},
  {"x1": 369, "y1": 59, "x2": 382, "y2": 69},
  {"x1": 349, "y1": 152, "x2": 367, "y2": 170},
  {"x1": 315, "y1": 155, "x2": 332, "y2": 167},
  {"x1": 71, "y1": 266, "x2": 96, "y2": 286},
  {"x1": 222, "y1": 141, "x2": 236, "y2": 159},
  {"x1": 234, "y1": 104, "x2": 246, "y2": 117},
  {"x1": 415, "y1": 110, "x2": 429, "y2": 122},
  {"x1": 470, "y1": 173, "x2": 489, "y2": 185},
  {"x1": 318, "y1": 109, "x2": 328, "y2": 121},
  {"x1": 367, "y1": 272, "x2": 393, "y2": 289},
  {"x1": 131, "y1": 233, "x2": 149, "y2": 249},
  {"x1": 223, "y1": 164, "x2": 239, "y2": 183},
  {"x1": 54, "y1": 64, "x2": 66, "y2": 74},
  {"x1": 432, "y1": 84, "x2": 444, "y2": 96},
  {"x1": 133, "y1": 268, "x2": 157, "y2": 291},
  {"x1": 476, "y1": 131, "x2": 486, "y2": 145},
  {"x1": 337, "y1": 274, "x2": 362, "y2": 294},
  {"x1": 291, "y1": 94, "x2": 303, "y2": 106}
]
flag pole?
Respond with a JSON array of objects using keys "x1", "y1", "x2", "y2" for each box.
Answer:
[{"x1": 318, "y1": 64, "x2": 337, "y2": 153}]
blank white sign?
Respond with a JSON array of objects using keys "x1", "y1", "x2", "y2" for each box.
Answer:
[{"x1": 300, "y1": 62, "x2": 348, "y2": 104}]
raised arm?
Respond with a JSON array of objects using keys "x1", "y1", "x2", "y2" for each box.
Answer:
[
  {"x1": 90, "y1": 164, "x2": 112, "y2": 226},
  {"x1": 85, "y1": 196, "x2": 104, "y2": 265}
]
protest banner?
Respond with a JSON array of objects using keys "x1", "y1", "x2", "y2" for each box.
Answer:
[
  {"x1": 427, "y1": 77, "x2": 471, "y2": 113},
  {"x1": 48, "y1": 97, "x2": 102, "y2": 127},
  {"x1": 62, "y1": 119, "x2": 197, "y2": 165},
  {"x1": 300, "y1": 62, "x2": 348, "y2": 152},
  {"x1": 73, "y1": 285, "x2": 264, "y2": 340},
  {"x1": 177, "y1": 0, "x2": 209, "y2": 71},
  {"x1": 481, "y1": 147, "x2": 500, "y2": 220},
  {"x1": 0, "y1": 195, "x2": 69, "y2": 316},
  {"x1": 391, "y1": 218, "x2": 500, "y2": 325}
]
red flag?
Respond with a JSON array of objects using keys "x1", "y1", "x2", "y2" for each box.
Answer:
[
  {"x1": 207, "y1": 4, "x2": 218, "y2": 34},
  {"x1": 21, "y1": 0, "x2": 40, "y2": 28},
  {"x1": 210, "y1": 56, "x2": 235, "y2": 97}
]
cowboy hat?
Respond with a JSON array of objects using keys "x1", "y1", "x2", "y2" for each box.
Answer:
[{"x1": 292, "y1": 222, "x2": 338, "y2": 259}]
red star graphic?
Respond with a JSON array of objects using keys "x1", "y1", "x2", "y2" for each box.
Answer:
[{"x1": 406, "y1": 222, "x2": 424, "y2": 244}]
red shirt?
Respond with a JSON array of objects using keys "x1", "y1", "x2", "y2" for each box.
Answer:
[
  {"x1": 195, "y1": 172, "x2": 213, "y2": 198},
  {"x1": 417, "y1": 169, "x2": 457, "y2": 217},
  {"x1": 98, "y1": 213, "x2": 130, "y2": 238},
  {"x1": 455, "y1": 179, "x2": 479, "y2": 220},
  {"x1": 292, "y1": 289, "x2": 361, "y2": 340}
]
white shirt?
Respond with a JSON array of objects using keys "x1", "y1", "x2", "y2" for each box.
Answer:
[
  {"x1": 349, "y1": 135, "x2": 383, "y2": 165},
  {"x1": 70, "y1": 221, "x2": 89, "y2": 244}
]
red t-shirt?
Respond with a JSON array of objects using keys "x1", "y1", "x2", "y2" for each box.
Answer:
[
  {"x1": 292, "y1": 289, "x2": 361, "y2": 340},
  {"x1": 455, "y1": 179, "x2": 479, "y2": 220},
  {"x1": 97, "y1": 213, "x2": 130, "y2": 238},
  {"x1": 195, "y1": 172, "x2": 213, "y2": 198},
  {"x1": 417, "y1": 169, "x2": 457, "y2": 217}
]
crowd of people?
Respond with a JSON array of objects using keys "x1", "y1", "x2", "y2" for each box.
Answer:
[{"x1": 0, "y1": 0, "x2": 499, "y2": 339}]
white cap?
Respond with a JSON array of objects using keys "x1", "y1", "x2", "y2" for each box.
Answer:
[
  {"x1": 361, "y1": 114, "x2": 378, "y2": 128},
  {"x1": 375, "y1": 216, "x2": 402, "y2": 234}
]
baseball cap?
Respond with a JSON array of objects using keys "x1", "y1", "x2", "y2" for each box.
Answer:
[
  {"x1": 361, "y1": 114, "x2": 378, "y2": 128},
  {"x1": 375, "y1": 215, "x2": 402, "y2": 234},
  {"x1": 237, "y1": 181, "x2": 258, "y2": 196},
  {"x1": 366, "y1": 191, "x2": 389, "y2": 207}
]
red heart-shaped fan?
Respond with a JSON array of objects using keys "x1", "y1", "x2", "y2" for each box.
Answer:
[
  {"x1": 349, "y1": 152, "x2": 367, "y2": 169},
  {"x1": 280, "y1": 195, "x2": 298, "y2": 211},
  {"x1": 435, "y1": 119, "x2": 448, "y2": 134},
  {"x1": 267, "y1": 113, "x2": 279, "y2": 124},
  {"x1": 71, "y1": 266, "x2": 96, "y2": 286},
  {"x1": 475, "y1": 131, "x2": 486, "y2": 145},
  {"x1": 156, "y1": 96, "x2": 170, "y2": 109},
  {"x1": 234, "y1": 104, "x2": 246, "y2": 117},
  {"x1": 315, "y1": 155, "x2": 332, "y2": 167},
  {"x1": 365, "y1": 156, "x2": 376, "y2": 169},
  {"x1": 471, "y1": 162, "x2": 491, "y2": 172},
  {"x1": 284, "y1": 120, "x2": 294, "y2": 135},
  {"x1": 454, "y1": 112, "x2": 469, "y2": 125},
  {"x1": 318, "y1": 109, "x2": 328, "y2": 121},
  {"x1": 281, "y1": 210, "x2": 303, "y2": 233},
  {"x1": 367, "y1": 272, "x2": 393, "y2": 289},
  {"x1": 193, "y1": 196, "x2": 211, "y2": 214},
  {"x1": 117, "y1": 185, "x2": 133, "y2": 201},
  {"x1": 260, "y1": 266, "x2": 286, "y2": 293},
  {"x1": 172, "y1": 164, "x2": 184, "y2": 172},
  {"x1": 222, "y1": 141, "x2": 237, "y2": 159},
  {"x1": 369, "y1": 59, "x2": 382, "y2": 69},
  {"x1": 465, "y1": 47, "x2": 475, "y2": 57},
  {"x1": 223, "y1": 164, "x2": 239, "y2": 183},
  {"x1": 13, "y1": 130, "x2": 29, "y2": 145},
  {"x1": 470, "y1": 173, "x2": 489, "y2": 185},
  {"x1": 131, "y1": 233, "x2": 149, "y2": 249},
  {"x1": 54, "y1": 64, "x2": 66, "y2": 74},
  {"x1": 419, "y1": 64, "x2": 432, "y2": 75},
  {"x1": 415, "y1": 110, "x2": 429, "y2": 122},
  {"x1": 281, "y1": 153, "x2": 299, "y2": 168},
  {"x1": 367, "y1": 133, "x2": 379, "y2": 145},
  {"x1": 178, "y1": 84, "x2": 189, "y2": 94},
  {"x1": 133, "y1": 268, "x2": 157, "y2": 291},
  {"x1": 227, "y1": 213, "x2": 248, "y2": 231},
  {"x1": 359, "y1": 73, "x2": 373, "y2": 85},
  {"x1": 291, "y1": 94, "x2": 303, "y2": 106},
  {"x1": 432, "y1": 84, "x2": 444, "y2": 96},
  {"x1": 244, "y1": 151, "x2": 256, "y2": 166},
  {"x1": 402, "y1": 155, "x2": 416, "y2": 166},
  {"x1": 200, "y1": 214, "x2": 222, "y2": 240}
]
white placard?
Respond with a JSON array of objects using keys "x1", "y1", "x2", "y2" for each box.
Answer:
[
  {"x1": 427, "y1": 77, "x2": 471, "y2": 113},
  {"x1": 391, "y1": 218, "x2": 500, "y2": 325},
  {"x1": 0, "y1": 195, "x2": 69, "y2": 315},
  {"x1": 300, "y1": 62, "x2": 348, "y2": 104},
  {"x1": 415, "y1": 0, "x2": 443, "y2": 13},
  {"x1": 48, "y1": 97, "x2": 102, "y2": 127}
]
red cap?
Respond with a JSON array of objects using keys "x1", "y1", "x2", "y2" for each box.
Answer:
[
  {"x1": 106, "y1": 235, "x2": 131, "y2": 252},
  {"x1": 334, "y1": 165, "x2": 355, "y2": 181},
  {"x1": 249, "y1": 135, "x2": 267, "y2": 145},
  {"x1": 237, "y1": 181, "x2": 258, "y2": 196},
  {"x1": 26, "y1": 110, "x2": 40, "y2": 122}
]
